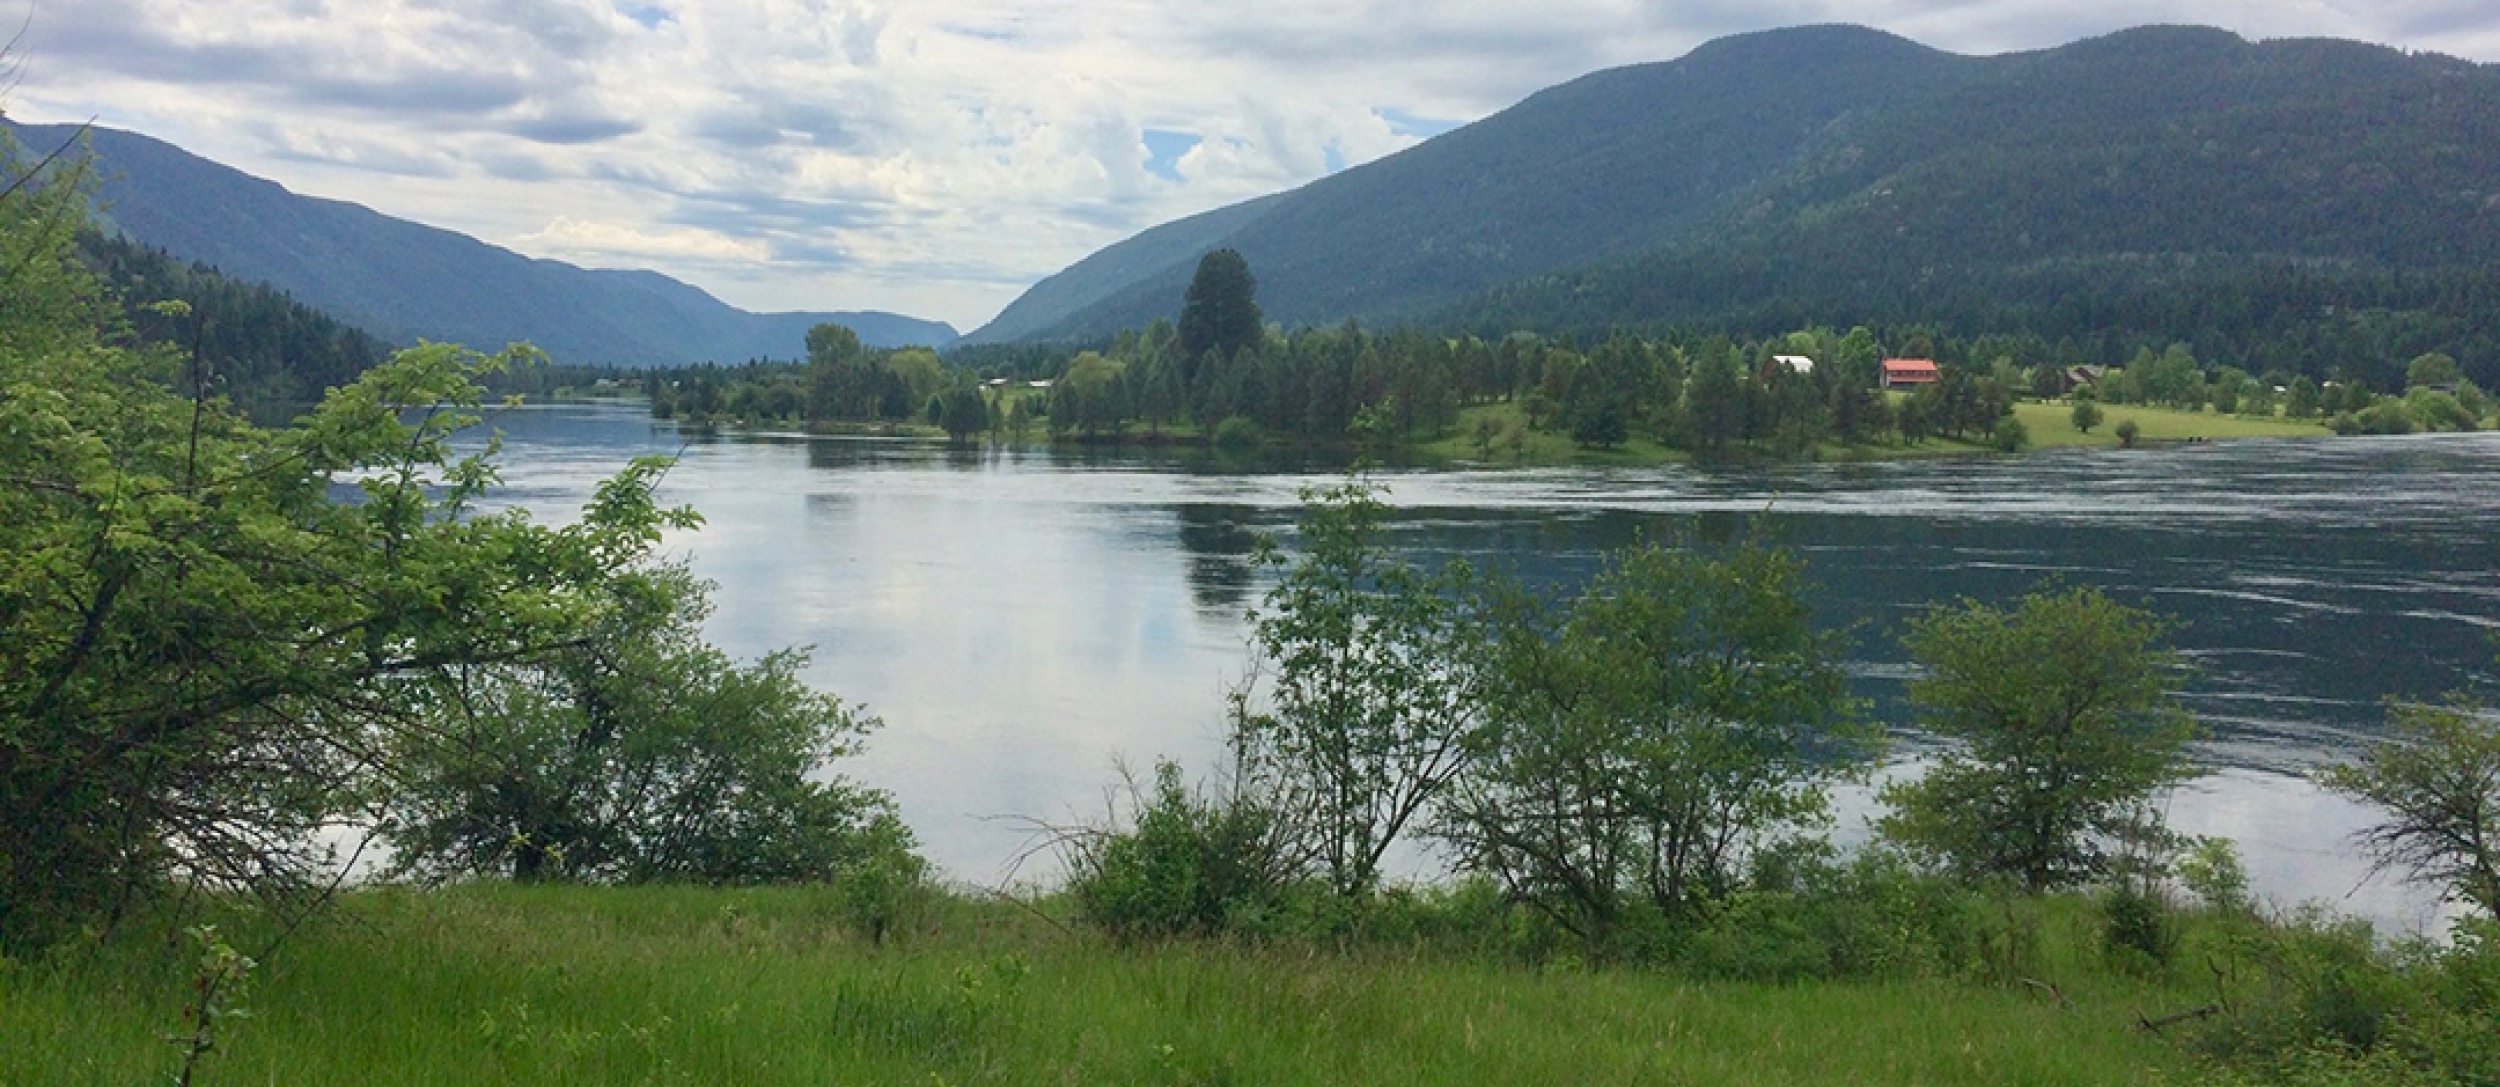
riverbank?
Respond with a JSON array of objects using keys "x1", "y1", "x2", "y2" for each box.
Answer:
[
  {"x1": 651, "y1": 397, "x2": 2334, "y2": 467},
  {"x1": 6, "y1": 884, "x2": 2229, "y2": 1086},
  {"x1": 1404, "y1": 399, "x2": 2332, "y2": 466}
]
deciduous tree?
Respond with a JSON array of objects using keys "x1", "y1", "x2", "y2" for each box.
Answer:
[{"x1": 1879, "y1": 586, "x2": 2198, "y2": 892}]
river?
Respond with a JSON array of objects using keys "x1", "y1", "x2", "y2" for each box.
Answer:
[{"x1": 472, "y1": 402, "x2": 2500, "y2": 932}]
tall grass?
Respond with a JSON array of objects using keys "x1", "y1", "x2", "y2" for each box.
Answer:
[{"x1": 0, "y1": 884, "x2": 2222, "y2": 1087}]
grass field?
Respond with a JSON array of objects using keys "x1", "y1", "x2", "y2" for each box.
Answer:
[
  {"x1": 2012, "y1": 400, "x2": 2331, "y2": 450},
  {"x1": 0, "y1": 885, "x2": 2233, "y2": 1087},
  {"x1": 1408, "y1": 399, "x2": 2333, "y2": 467}
]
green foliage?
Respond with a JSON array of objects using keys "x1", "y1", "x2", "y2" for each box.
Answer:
[
  {"x1": 1879, "y1": 586, "x2": 2199, "y2": 892},
  {"x1": 2070, "y1": 398, "x2": 2103, "y2": 434},
  {"x1": 1210, "y1": 414, "x2": 1261, "y2": 449},
  {"x1": 1062, "y1": 760, "x2": 1304, "y2": 939},
  {"x1": 1240, "y1": 481, "x2": 1486, "y2": 900},
  {"x1": 2406, "y1": 352, "x2": 2463, "y2": 390},
  {"x1": 2317, "y1": 696, "x2": 2500, "y2": 922},
  {"x1": 2114, "y1": 416, "x2": 2142, "y2": 447},
  {"x1": 0, "y1": 136, "x2": 909, "y2": 956},
  {"x1": 1990, "y1": 414, "x2": 2030, "y2": 452},
  {"x1": 2178, "y1": 837, "x2": 2254, "y2": 915},
  {"x1": 2098, "y1": 884, "x2": 2178, "y2": 975},
  {"x1": 1441, "y1": 542, "x2": 1866, "y2": 948},
  {"x1": 2193, "y1": 913, "x2": 2500, "y2": 1086},
  {"x1": 83, "y1": 232, "x2": 391, "y2": 405},
  {"x1": 1176, "y1": 249, "x2": 1263, "y2": 363},
  {"x1": 381, "y1": 563, "x2": 910, "y2": 887},
  {"x1": 935, "y1": 382, "x2": 990, "y2": 441},
  {"x1": 1676, "y1": 846, "x2": 1992, "y2": 981}
]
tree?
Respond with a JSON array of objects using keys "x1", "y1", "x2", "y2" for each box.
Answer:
[
  {"x1": 2406, "y1": 352, "x2": 2463, "y2": 390},
  {"x1": 805, "y1": 323, "x2": 863, "y2": 366},
  {"x1": 1879, "y1": 586, "x2": 2198, "y2": 892},
  {"x1": 1177, "y1": 249, "x2": 1263, "y2": 364},
  {"x1": 2317, "y1": 696, "x2": 2500, "y2": 922},
  {"x1": 2114, "y1": 417, "x2": 2141, "y2": 448},
  {"x1": 383, "y1": 563, "x2": 912, "y2": 886},
  {"x1": 1442, "y1": 543, "x2": 1863, "y2": 947},
  {"x1": 936, "y1": 382, "x2": 990, "y2": 441},
  {"x1": 0, "y1": 136, "x2": 908, "y2": 952},
  {"x1": 2072, "y1": 397, "x2": 2105, "y2": 434},
  {"x1": 1237, "y1": 481, "x2": 1485, "y2": 900}
]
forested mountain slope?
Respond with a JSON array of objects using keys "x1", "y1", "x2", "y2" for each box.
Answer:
[
  {"x1": 11, "y1": 121, "x2": 956, "y2": 364},
  {"x1": 972, "y1": 24, "x2": 2500, "y2": 374}
]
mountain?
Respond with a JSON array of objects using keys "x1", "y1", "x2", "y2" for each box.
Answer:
[
  {"x1": 10, "y1": 121, "x2": 956, "y2": 364},
  {"x1": 966, "y1": 25, "x2": 2500, "y2": 346}
]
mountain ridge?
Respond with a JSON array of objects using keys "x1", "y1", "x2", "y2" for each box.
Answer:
[
  {"x1": 967, "y1": 23, "x2": 2500, "y2": 346},
  {"x1": 9, "y1": 121, "x2": 956, "y2": 364}
]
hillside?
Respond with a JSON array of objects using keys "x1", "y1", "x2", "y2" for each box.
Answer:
[
  {"x1": 968, "y1": 25, "x2": 2500, "y2": 361},
  {"x1": 82, "y1": 232, "x2": 391, "y2": 404},
  {"x1": 11, "y1": 122, "x2": 956, "y2": 364}
]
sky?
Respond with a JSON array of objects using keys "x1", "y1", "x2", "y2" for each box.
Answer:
[{"x1": 8, "y1": 0, "x2": 2500, "y2": 332}]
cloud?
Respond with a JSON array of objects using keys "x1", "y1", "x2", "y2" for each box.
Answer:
[
  {"x1": 516, "y1": 214, "x2": 771, "y2": 265},
  {"x1": 10, "y1": 0, "x2": 2499, "y2": 329}
]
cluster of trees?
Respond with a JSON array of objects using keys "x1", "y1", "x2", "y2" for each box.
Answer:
[
  {"x1": 1069, "y1": 482, "x2": 2500, "y2": 960},
  {"x1": 644, "y1": 249, "x2": 2497, "y2": 459},
  {"x1": 646, "y1": 323, "x2": 993, "y2": 439},
  {"x1": 0, "y1": 132, "x2": 917, "y2": 956},
  {"x1": 1466, "y1": 250, "x2": 2500, "y2": 397},
  {"x1": 2072, "y1": 342, "x2": 2491, "y2": 433},
  {"x1": 1070, "y1": 484, "x2": 2192, "y2": 950},
  {"x1": 82, "y1": 232, "x2": 392, "y2": 406}
]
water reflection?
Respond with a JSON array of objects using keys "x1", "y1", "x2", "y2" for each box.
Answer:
[
  {"x1": 1174, "y1": 504, "x2": 1260, "y2": 615},
  {"x1": 469, "y1": 404, "x2": 2498, "y2": 930}
]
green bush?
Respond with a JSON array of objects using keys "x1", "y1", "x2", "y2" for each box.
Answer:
[
  {"x1": 1991, "y1": 415, "x2": 2030, "y2": 452},
  {"x1": 1064, "y1": 761, "x2": 1301, "y2": 939},
  {"x1": 2193, "y1": 912, "x2": 2500, "y2": 1084},
  {"x1": 1676, "y1": 847, "x2": 1990, "y2": 982},
  {"x1": 2099, "y1": 884, "x2": 2179, "y2": 975}
]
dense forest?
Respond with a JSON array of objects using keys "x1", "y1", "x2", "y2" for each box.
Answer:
[
  {"x1": 662, "y1": 251, "x2": 2490, "y2": 457},
  {"x1": 79, "y1": 231, "x2": 392, "y2": 405}
]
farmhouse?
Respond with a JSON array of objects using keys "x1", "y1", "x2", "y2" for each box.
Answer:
[{"x1": 1880, "y1": 358, "x2": 1941, "y2": 389}]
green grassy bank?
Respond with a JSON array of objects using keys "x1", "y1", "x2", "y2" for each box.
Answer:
[
  {"x1": 1405, "y1": 399, "x2": 2332, "y2": 467},
  {"x1": 3, "y1": 885, "x2": 2243, "y2": 1087}
]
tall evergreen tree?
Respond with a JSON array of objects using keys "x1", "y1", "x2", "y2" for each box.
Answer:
[{"x1": 1178, "y1": 249, "x2": 1264, "y2": 364}]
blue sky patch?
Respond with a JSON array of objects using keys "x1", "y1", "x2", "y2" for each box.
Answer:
[
  {"x1": 618, "y1": 4, "x2": 673, "y2": 29},
  {"x1": 1142, "y1": 128, "x2": 1200, "y2": 181}
]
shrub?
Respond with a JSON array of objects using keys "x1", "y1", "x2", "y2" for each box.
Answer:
[
  {"x1": 1063, "y1": 760, "x2": 1303, "y2": 939},
  {"x1": 1991, "y1": 415, "x2": 2030, "y2": 452},
  {"x1": 2115, "y1": 417, "x2": 2141, "y2": 447},
  {"x1": 2100, "y1": 884, "x2": 2179, "y2": 975},
  {"x1": 2178, "y1": 837, "x2": 2254, "y2": 915}
]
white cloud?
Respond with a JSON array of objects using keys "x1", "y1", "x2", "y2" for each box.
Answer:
[
  {"x1": 516, "y1": 214, "x2": 771, "y2": 264},
  {"x1": 8, "y1": 0, "x2": 2498, "y2": 330}
]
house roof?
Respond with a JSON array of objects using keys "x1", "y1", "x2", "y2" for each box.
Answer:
[
  {"x1": 1771, "y1": 354, "x2": 1815, "y2": 373},
  {"x1": 1881, "y1": 358, "x2": 1940, "y2": 374}
]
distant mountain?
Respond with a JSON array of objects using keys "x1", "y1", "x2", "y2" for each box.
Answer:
[
  {"x1": 967, "y1": 24, "x2": 2500, "y2": 346},
  {"x1": 11, "y1": 121, "x2": 956, "y2": 364}
]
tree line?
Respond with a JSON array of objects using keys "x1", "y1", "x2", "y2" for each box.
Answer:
[
  {"x1": 649, "y1": 249, "x2": 2490, "y2": 457},
  {"x1": 1064, "y1": 481, "x2": 2500, "y2": 965}
]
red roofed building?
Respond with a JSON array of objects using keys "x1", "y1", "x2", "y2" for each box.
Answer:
[{"x1": 1881, "y1": 358, "x2": 1941, "y2": 389}]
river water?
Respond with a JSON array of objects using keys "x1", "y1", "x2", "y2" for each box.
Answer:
[{"x1": 473, "y1": 403, "x2": 2499, "y2": 932}]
